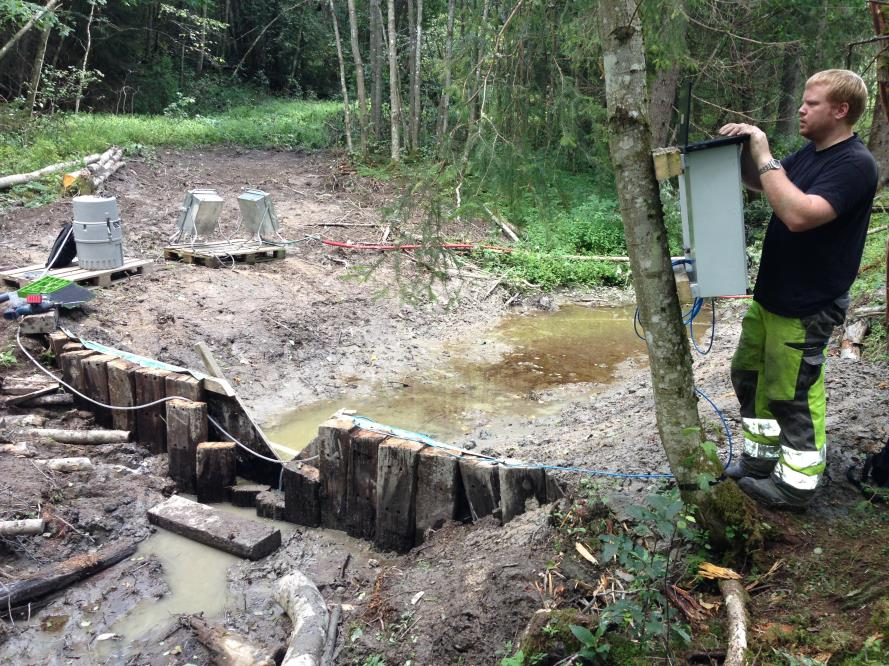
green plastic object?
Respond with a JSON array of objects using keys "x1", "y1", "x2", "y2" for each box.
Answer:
[{"x1": 17, "y1": 275, "x2": 73, "y2": 296}]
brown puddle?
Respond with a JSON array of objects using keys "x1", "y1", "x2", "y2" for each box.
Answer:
[{"x1": 268, "y1": 304, "x2": 654, "y2": 450}]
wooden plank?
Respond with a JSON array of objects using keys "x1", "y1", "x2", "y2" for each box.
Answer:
[
  {"x1": 135, "y1": 368, "x2": 172, "y2": 453},
  {"x1": 282, "y1": 461, "x2": 321, "y2": 527},
  {"x1": 165, "y1": 372, "x2": 204, "y2": 403},
  {"x1": 458, "y1": 459, "x2": 501, "y2": 522},
  {"x1": 166, "y1": 399, "x2": 207, "y2": 493},
  {"x1": 318, "y1": 418, "x2": 355, "y2": 531},
  {"x1": 346, "y1": 428, "x2": 384, "y2": 539},
  {"x1": 256, "y1": 490, "x2": 286, "y2": 521},
  {"x1": 374, "y1": 438, "x2": 424, "y2": 553},
  {"x1": 59, "y1": 350, "x2": 97, "y2": 410},
  {"x1": 205, "y1": 393, "x2": 279, "y2": 485},
  {"x1": 196, "y1": 441, "x2": 236, "y2": 503},
  {"x1": 48, "y1": 331, "x2": 70, "y2": 359},
  {"x1": 0, "y1": 258, "x2": 153, "y2": 289},
  {"x1": 498, "y1": 462, "x2": 547, "y2": 524},
  {"x1": 415, "y1": 446, "x2": 462, "y2": 543},
  {"x1": 82, "y1": 354, "x2": 115, "y2": 428},
  {"x1": 106, "y1": 359, "x2": 139, "y2": 434},
  {"x1": 148, "y1": 495, "x2": 281, "y2": 560},
  {"x1": 228, "y1": 484, "x2": 271, "y2": 508}
]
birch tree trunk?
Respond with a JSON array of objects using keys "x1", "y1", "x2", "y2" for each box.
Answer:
[
  {"x1": 0, "y1": 0, "x2": 60, "y2": 66},
  {"x1": 407, "y1": 0, "x2": 416, "y2": 151},
  {"x1": 74, "y1": 0, "x2": 96, "y2": 114},
  {"x1": 329, "y1": 0, "x2": 354, "y2": 153},
  {"x1": 346, "y1": 0, "x2": 369, "y2": 154},
  {"x1": 597, "y1": 0, "x2": 721, "y2": 500},
  {"x1": 28, "y1": 19, "x2": 53, "y2": 112},
  {"x1": 197, "y1": 0, "x2": 208, "y2": 76},
  {"x1": 435, "y1": 0, "x2": 455, "y2": 152},
  {"x1": 370, "y1": 0, "x2": 383, "y2": 143},
  {"x1": 409, "y1": 0, "x2": 423, "y2": 152},
  {"x1": 387, "y1": 0, "x2": 402, "y2": 161}
]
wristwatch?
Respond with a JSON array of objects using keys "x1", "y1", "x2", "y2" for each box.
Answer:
[{"x1": 758, "y1": 158, "x2": 782, "y2": 175}]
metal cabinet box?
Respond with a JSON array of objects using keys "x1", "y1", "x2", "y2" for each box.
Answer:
[{"x1": 678, "y1": 136, "x2": 749, "y2": 298}]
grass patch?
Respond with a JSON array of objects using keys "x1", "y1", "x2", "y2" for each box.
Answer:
[{"x1": 0, "y1": 99, "x2": 341, "y2": 208}]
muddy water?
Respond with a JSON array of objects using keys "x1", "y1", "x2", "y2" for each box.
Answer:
[{"x1": 269, "y1": 304, "x2": 651, "y2": 449}]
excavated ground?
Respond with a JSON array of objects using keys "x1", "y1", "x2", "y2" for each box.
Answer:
[{"x1": 0, "y1": 148, "x2": 886, "y2": 665}]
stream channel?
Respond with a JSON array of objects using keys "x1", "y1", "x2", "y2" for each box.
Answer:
[{"x1": 32, "y1": 303, "x2": 680, "y2": 661}]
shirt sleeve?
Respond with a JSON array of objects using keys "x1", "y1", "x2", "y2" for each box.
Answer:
[{"x1": 805, "y1": 154, "x2": 874, "y2": 217}]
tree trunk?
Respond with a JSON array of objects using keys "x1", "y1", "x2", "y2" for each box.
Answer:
[
  {"x1": 436, "y1": 0, "x2": 456, "y2": 152},
  {"x1": 329, "y1": 0, "x2": 354, "y2": 153},
  {"x1": 597, "y1": 0, "x2": 721, "y2": 498},
  {"x1": 74, "y1": 0, "x2": 96, "y2": 114},
  {"x1": 346, "y1": 0, "x2": 369, "y2": 154},
  {"x1": 870, "y1": 1, "x2": 889, "y2": 191},
  {"x1": 410, "y1": 0, "x2": 423, "y2": 152},
  {"x1": 649, "y1": 65, "x2": 680, "y2": 149},
  {"x1": 27, "y1": 19, "x2": 52, "y2": 113},
  {"x1": 387, "y1": 0, "x2": 402, "y2": 160},
  {"x1": 775, "y1": 48, "x2": 801, "y2": 136},
  {"x1": 197, "y1": 0, "x2": 208, "y2": 76},
  {"x1": 370, "y1": 0, "x2": 383, "y2": 143},
  {"x1": 407, "y1": 0, "x2": 416, "y2": 151},
  {"x1": 0, "y1": 0, "x2": 60, "y2": 66}
]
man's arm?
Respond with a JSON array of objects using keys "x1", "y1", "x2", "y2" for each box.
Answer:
[{"x1": 718, "y1": 122, "x2": 837, "y2": 232}]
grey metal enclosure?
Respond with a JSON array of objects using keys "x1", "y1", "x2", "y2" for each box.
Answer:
[
  {"x1": 72, "y1": 195, "x2": 124, "y2": 270},
  {"x1": 678, "y1": 136, "x2": 749, "y2": 298}
]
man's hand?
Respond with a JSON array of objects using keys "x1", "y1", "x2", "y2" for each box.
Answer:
[{"x1": 719, "y1": 122, "x2": 772, "y2": 166}]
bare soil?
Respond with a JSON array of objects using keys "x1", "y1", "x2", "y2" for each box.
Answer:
[{"x1": 0, "y1": 148, "x2": 886, "y2": 665}]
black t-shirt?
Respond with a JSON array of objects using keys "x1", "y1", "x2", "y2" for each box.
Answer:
[{"x1": 753, "y1": 134, "x2": 878, "y2": 317}]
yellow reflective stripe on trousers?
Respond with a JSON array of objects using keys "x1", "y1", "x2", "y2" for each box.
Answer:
[
  {"x1": 775, "y1": 461, "x2": 821, "y2": 490},
  {"x1": 743, "y1": 437, "x2": 780, "y2": 460},
  {"x1": 779, "y1": 445, "x2": 826, "y2": 473},
  {"x1": 742, "y1": 417, "x2": 781, "y2": 438}
]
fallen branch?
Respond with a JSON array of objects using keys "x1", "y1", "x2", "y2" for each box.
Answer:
[
  {"x1": 37, "y1": 457, "x2": 93, "y2": 472},
  {"x1": 5, "y1": 385, "x2": 60, "y2": 407},
  {"x1": 182, "y1": 614, "x2": 275, "y2": 666},
  {"x1": 0, "y1": 519, "x2": 45, "y2": 537},
  {"x1": 275, "y1": 571, "x2": 329, "y2": 666},
  {"x1": 852, "y1": 306, "x2": 886, "y2": 318},
  {"x1": 0, "y1": 150, "x2": 105, "y2": 190},
  {"x1": 321, "y1": 604, "x2": 341, "y2": 666},
  {"x1": 22, "y1": 394, "x2": 74, "y2": 408},
  {"x1": 718, "y1": 579, "x2": 749, "y2": 666},
  {"x1": 483, "y1": 205, "x2": 520, "y2": 243},
  {"x1": 63, "y1": 147, "x2": 125, "y2": 193},
  {"x1": 27, "y1": 428, "x2": 131, "y2": 444},
  {"x1": 867, "y1": 224, "x2": 888, "y2": 235},
  {"x1": 0, "y1": 540, "x2": 136, "y2": 609}
]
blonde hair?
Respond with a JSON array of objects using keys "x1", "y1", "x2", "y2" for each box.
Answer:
[{"x1": 806, "y1": 69, "x2": 868, "y2": 126}]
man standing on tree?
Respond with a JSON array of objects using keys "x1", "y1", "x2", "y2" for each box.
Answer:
[{"x1": 718, "y1": 69, "x2": 878, "y2": 510}]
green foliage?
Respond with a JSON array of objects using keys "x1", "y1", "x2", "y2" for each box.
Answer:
[
  {"x1": 0, "y1": 349, "x2": 16, "y2": 368},
  {"x1": 570, "y1": 623, "x2": 611, "y2": 662}
]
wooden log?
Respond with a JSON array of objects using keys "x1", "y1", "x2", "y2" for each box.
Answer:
[
  {"x1": 228, "y1": 483, "x2": 271, "y2": 508},
  {"x1": 458, "y1": 458, "x2": 501, "y2": 522},
  {"x1": 256, "y1": 490, "x2": 287, "y2": 520},
  {"x1": 166, "y1": 399, "x2": 207, "y2": 494},
  {"x1": 59, "y1": 342, "x2": 84, "y2": 355},
  {"x1": 274, "y1": 571, "x2": 329, "y2": 666},
  {"x1": 22, "y1": 393, "x2": 74, "y2": 408},
  {"x1": 346, "y1": 428, "x2": 384, "y2": 539},
  {"x1": 0, "y1": 414, "x2": 46, "y2": 429},
  {"x1": 318, "y1": 418, "x2": 356, "y2": 531},
  {"x1": 196, "y1": 441, "x2": 236, "y2": 503},
  {"x1": 48, "y1": 331, "x2": 71, "y2": 359},
  {"x1": 0, "y1": 150, "x2": 105, "y2": 190},
  {"x1": 415, "y1": 446, "x2": 462, "y2": 543},
  {"x1": 147, "y1": 495, "x2": 281, "y2": 560},
  {"x1": 82, "y1": 354, "x2": 115, "y2": 427},
  {"x1": 205, "y1": 393, "x2": 280, "y2": 486},
  {"x1": 0, "y1": 519, "x2": 45, "y2": 536},
  {"x1": 27, "y1": 428, "x2": 130, "y2": 444},
  {"x1": 0, "y1": 541, "x2": 137, "y2": 608},
  {"x1": 135, "y1": 368, "x2": 172, "y2": 453},
  {"x1": 718, "y1": 579, "x2": 749, "y2": 666},
  {"x1": 282, "y1": 461, "x2": 321, "y2": 527},
  {"x1": 59, "y1": 350, "x2": 97, "y2": 409},
  {"x1": 37, "y1": 457, "x2": 93, "y2": 472},
  {"x1": 499, "y1": 462, "x2": 547, "y2": 524},
  {"x1": 374, "y1": 438, "x2": 424, "y2": 553},
  {"x1": 4, "y1": 384, "x2": 59, "y2": 407},
  {"x1": 165, "y1": 372, "x2": 204, "y2": 403},
  {"x1": 106, "y1": 358, "x2": 139, "y2": 434},
  {"x1": 182, "y1": 615, "x2": 275, "y2": 666}
]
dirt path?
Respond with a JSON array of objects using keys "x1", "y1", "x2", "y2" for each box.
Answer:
[{"x1": 0, "y1": 148, "x2": 887, "y2": 665}]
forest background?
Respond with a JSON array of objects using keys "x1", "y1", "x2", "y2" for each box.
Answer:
[{"x1": 0, "y1": 0, "x2": 886, "y2": 351}]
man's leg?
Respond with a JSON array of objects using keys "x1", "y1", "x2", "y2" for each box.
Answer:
[
  {"x1": 738, "y1": 299, "x2": 847, "y2": 508},
  {"x1": 727, "y1": 301, "x2": 781, "y2": 479}
]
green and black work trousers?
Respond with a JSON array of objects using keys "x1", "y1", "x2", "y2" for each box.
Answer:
[{"x1": 730, "y1": 297, "x2": 848, "y2": 497}]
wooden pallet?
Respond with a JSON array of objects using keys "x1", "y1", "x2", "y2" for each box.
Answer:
[
  {"x1": 163, "y1": 240, "x2": 286, "y2": 268},
  {"x1": 0, "y1": 257, "x2": 154, "y2": 289}
]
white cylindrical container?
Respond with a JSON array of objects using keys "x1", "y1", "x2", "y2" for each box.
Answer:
[{"x1": 72, "y1": 195, "x2": 124, "y2": 270}]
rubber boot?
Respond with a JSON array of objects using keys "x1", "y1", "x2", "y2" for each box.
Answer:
[
  {"x1": 737, "y1": 475, "x2": 814, "y2": 511},
  {"x1": 723, "y1": 453, "x2": 775, "y2": 480}
]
